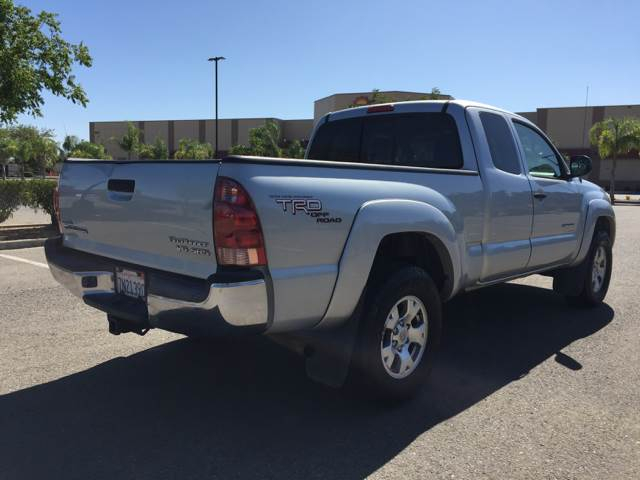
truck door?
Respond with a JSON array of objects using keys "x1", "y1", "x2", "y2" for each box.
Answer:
[
  {"x1": 470, "y1": 109, "x2": 534, "y2": 280},
  {"x1": 511, "y1": 121, "x2": 583, "y2": 268}
]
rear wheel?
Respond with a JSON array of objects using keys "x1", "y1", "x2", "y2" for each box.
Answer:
[
  {"x1": 349, "y1": 266, "x2": 442, "y2": 401},
  {"x1": 562, "y1": 230, "x2": 612, "y2": 307}
]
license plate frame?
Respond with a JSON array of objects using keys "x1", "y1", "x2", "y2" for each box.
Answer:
[{"x1": 114, "y1": 267, "x2": 146, "y2": 300}]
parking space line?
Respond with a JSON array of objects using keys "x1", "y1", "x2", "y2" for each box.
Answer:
[{"x1": 0, "y1": 253, "x2": 49, "y2": 269}]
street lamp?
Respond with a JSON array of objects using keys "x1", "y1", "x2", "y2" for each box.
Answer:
[{"x1": 208, "y1": 56, "x2": 225, "y2": 158}]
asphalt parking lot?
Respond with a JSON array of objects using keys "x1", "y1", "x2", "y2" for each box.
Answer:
[{"x1": 0, "y1": 206, "x2": 638, "y2": 480}]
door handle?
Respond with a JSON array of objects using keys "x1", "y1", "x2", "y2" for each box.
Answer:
[{"x1": 533, "y1": 192, "x2": 547, "y2": 200}]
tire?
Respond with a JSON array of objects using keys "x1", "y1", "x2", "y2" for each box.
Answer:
[
  {"x1": 349, "y1": 266, "x2": 442, "y2": 402},
  {"x1": 563, "y1": 230, "x2": 612, "y2": 307}
]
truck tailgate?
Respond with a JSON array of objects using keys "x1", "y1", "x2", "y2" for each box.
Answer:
[{"x1": 58, "y1": 160, "x2": 219, "y2": 279}]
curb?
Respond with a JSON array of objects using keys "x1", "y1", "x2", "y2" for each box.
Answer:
[
  {"x1": 0, "y1": 238, "x2": 47, "y2": 250},
  {"x1": 0, "y1": 223, "x2": 51, "y2": 230}
]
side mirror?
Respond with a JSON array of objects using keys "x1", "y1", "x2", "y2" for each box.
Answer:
[{"x1": 569, "y1": 155, "x2": 592, "y2": 178}]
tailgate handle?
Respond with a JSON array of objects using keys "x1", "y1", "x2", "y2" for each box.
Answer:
[{"x1": 108, "y1": 179, "x2": 135, "y2": 193}]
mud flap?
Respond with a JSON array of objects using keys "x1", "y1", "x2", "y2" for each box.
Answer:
[
  {"x1": 269, "y1": 301, "x2": 362, "y2": 388},
  {"x1": 552, "y1": 261, "x2": 589, "y2": 296},
  {"x1": 303, "y1": 310, "x2": 361, "y2": 388}
]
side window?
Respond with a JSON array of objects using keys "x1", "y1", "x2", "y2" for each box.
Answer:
[
  {"x1": 479, "y1": 112, "x2": 521, "y2": 174},
  {"x1": 513, "y1": 122, "x2": 563, "y2": 178},
  {"x1": 393, "y1": 113, "x2": 462, "y2": 169},
  {"x1": 307, "y1": 117, "x2": 362, "y2": 162}
]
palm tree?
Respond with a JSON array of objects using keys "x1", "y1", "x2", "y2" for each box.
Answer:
[
  {"x1": 589, "y1": 117, "x2": 640, "y2": 204},
  {"x1": 62, "y1": 135, "x2": 80, "y2": 159},
  {"x1": 33, "y1": 129, "x2": 58, "y2": 177}
]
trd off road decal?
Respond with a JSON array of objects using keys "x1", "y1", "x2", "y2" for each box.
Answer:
[{"x1": 271, "y1": 195, "x2": 342, "y2": 223}]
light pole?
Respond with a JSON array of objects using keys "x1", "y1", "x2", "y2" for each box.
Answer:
[{"x1": 208, "y1": 56, "x2": 225, "y2": 158}]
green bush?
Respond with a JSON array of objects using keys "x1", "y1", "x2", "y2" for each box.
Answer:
[
  {"x1": 0, "y1": 180, "x2": 25, "y2": 223},
  {"x1": 22, "y1": 179, "x2": 57, "y2": 224},
  {"x1": 0, "y1": 179, "x2": 57, "y2": 225}
]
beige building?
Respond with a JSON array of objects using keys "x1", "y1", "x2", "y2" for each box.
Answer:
[
  {"x1": 90, "y1": 91, "x2": 640, "y2": 191},
  {"x1": 90, "y1": 117, "x2": 313, "y2": 160},
  {"x1": 90, "y1": 90, "x2": 448, "y2": 160}
]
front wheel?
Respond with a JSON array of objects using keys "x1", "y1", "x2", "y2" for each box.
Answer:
[
  {"x1": 561, "y1": 230, "x2": 612, "y2": 307},
  {"x1": 349, "y1": 266, "x2": 442, "y2": 401}
]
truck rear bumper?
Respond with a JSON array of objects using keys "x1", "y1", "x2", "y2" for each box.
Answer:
[{"x1": 45, "y1": 238, "x2": 270, "y2": 336}]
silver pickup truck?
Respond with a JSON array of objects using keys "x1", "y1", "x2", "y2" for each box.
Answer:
[{"x1": 46, "y1": 100, "x2": 615, "y2": 400}]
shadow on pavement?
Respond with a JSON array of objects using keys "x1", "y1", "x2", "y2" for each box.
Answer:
[{"x1": 0, "y1": 283, "x2": 613, "y2": 479}]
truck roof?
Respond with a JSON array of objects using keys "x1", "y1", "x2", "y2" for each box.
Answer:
[{"x1": 325, "y1": 99, "x2": 529, "y2": 123}]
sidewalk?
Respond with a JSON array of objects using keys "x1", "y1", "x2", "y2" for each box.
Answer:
[
  {"x1": 1, "y1": 206, "x2": 51, "y2": 227},
  {"x1": 0, "y1": 207, "x2": 55, "y2": 250},
  {"x1": 614, "y1": 193, "x2": 640, "y2": 203}
]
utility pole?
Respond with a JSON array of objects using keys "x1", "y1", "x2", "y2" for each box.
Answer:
[{"x1": 208, "y1": 56, "x2": 225, "y2": 158}]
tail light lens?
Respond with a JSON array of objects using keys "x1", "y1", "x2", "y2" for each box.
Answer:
[
  {"x1": 213, "y1": 177, "x2": 266, "y2": 266},
  {"x1": 53, "y1": 183, "x2": 61, "y2": 232}
]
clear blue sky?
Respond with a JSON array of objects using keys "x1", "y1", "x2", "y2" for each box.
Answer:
[{"x1": 16, "y1": 0, "x2": 640, "y2": 142}]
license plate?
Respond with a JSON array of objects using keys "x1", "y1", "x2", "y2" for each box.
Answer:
[{"x1": 115, "y1": 268, "x2": 146, "y2": 299}]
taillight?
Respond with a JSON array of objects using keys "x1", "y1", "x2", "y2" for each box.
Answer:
[
  {"x1": 53, "y1": 183, "x2": 61, "y2": 232},
  {"x1": 213, "y1": 177, "x2": 266, "y2": 266}
]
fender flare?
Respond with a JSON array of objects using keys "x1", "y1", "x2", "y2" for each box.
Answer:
[
  {"x1": 317, "y1": 199, "x2": 461, "y2": 329},
  {"x1": 571, "y1": 198, "x2": 616, "y2": 267}
]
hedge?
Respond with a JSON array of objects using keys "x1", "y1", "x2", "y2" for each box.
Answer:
[
  {"x1": 0, "y1": 179, "x2": 57, "y2": 225},
  {"x1": 0, "y1": 181, "x2": 24, "y2": 223}
]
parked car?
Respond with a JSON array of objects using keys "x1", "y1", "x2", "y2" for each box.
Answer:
[{"x1": 46, "y1": 100, "x2": 615, "y2": 400}]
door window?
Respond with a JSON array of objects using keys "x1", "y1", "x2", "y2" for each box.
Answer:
[{"x1": 513, "y1": 122, "x2": 564, "y2": 178}]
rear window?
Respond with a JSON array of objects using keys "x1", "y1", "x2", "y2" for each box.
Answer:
[{"x1": 308, "y1": 112, "x2": 463, "y2": 169}]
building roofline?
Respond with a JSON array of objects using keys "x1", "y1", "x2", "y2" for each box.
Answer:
[
  {"x1": 536, "y1": 103, "x2": 640, "y2": 111},
  {"x1": 314, "y1": 90, "x2": 437, "y2": 102},
  {"x1": 91, "y1": 117, "x2": 314, "y2": 124}
]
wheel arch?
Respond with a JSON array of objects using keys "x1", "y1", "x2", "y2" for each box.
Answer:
[
  {"x1": 571, "y1": 198, "x2": 616, "y2": 267},
  {"x1": 368, "y1": 231, "x2": 454, "y2": 301},
  {"x1": 316, "y1": 199, "x2": 461, "y2": 329}
]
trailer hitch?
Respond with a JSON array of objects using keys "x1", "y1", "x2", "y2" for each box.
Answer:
[{"x1": 107, "y1": 314, "x2": 150, "y2": 336}]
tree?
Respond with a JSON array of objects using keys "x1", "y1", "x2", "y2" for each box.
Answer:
[
  {"x1": 9, "y1": 125, "x2": 39, "y2": 177},
  {"x1": 0, "y1": 0, "x2": 92, "y2": 125},
  {"x1": 68, "y1": 141, "x2": 111, "y2": 159},
  {"x1": 137, "y1": 143, "x2": 154, "y2": 160},
  {"x1": 421, "y1": 87, "x2": 442, "y2": 100},
  {"x1": 173, "y1": 139, "x2": 212, "y2": 160},
  {"x1": 285, "y1": 140, "x2": 305, "y2": 159},
  {"x1": 589, "y1": 117, "x2": 640, "y2": 204},
  {"x1": 139, "y1": 138, "x2": 168, "y2": 160},
  {"x1": 0, "y1": 130, "x2": 18, "y2": 180},
  {"x1": 369, "y1": 89, "x2": 392, "y2": 105},
  {"x1": 6, "y1": 126, "x2": 58, "y2": 177},
  {"x1": 229, "y1": 119, "x2": 282, "y2": 157},
  {"x1": 151, "y1": 138, "x2": 168, "y2": 159},
  {"x1": 116, "y1": 122, "x2": 141, "y2": 160},
  {"x1": 32, "y1": 131, "x2": 59, "y2": 177},
  {"x1": 62, "y1": 135, "x2": 80, "y2": 158}
]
